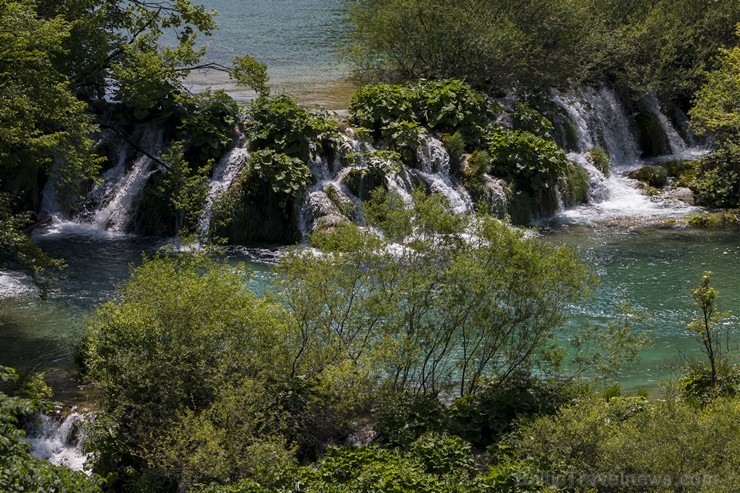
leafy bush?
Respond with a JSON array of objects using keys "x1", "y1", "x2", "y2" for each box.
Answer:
[
  {"x1": 448, "y1": 374, "x2": 575, "y2": 449},
  {"x1": 409, "y1": 432, "x2": 476, "y2": 476},
  {"x1": 248, "y1": 150, "x2": 313, "y2": 202},
  {"x1": 692, "y1": 138, "x2": 740, "y2": 207},
  {"x1": 349, "y1": 80, "x2": 491, "y2": 143},
  {"x1": 628, "y1": 166, "x2": 668, "y2": 188},
  {"x1": 373, "y1": 392, "x2": 449, "y2": 447},
  {"x1": 245, "y1": 95, "x2": 338, "y2": 162},
  {"x1": 209, "y1": 151, "x2": 309, "y2": 244},
  {"x1": 175, "y1": 89, "x2": 240, "y2": 164},
  {"x1": 679, "y1": 363, "x2": 740, "y2": 406},
  {"x1": 349, "y1": 83, "x2": 415, "y2": 138},
  {"x1": 442, "y1": 131, "x2": 466, "y2": 168},
  {"x1": 510, "y1": 103, "x2": 554, "y2": 139},
  {"x1": 486, "y1": 127, "x2": 569, "y2": 193},
  {"x1": 559, "y1": 162, "x2": 590, "y2": 207},
  {"x1": 501, "y1": 396, "x2": 740, "y2": 492},
  {"x1": 82, "y1": 254, "x2": 290, "y2": 484}
]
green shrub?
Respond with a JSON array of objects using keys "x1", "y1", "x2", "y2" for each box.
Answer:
[
  {"x1": 349, "y1": 80, "x2": 491, "y2": 144},
  {"x1": 628, "y1": 165, "x2": 668, "y2": 188},
  {"x1": 448, "y1": 374, "x2": 575, "y2": 449},
  {"x1": 411, "y1": 79, "x2": 491, "y2": 142},
  {"x1": 245, "y1": 95, "x2": 338, "y2": 162},
  {"x1": 502, "y1": 395, "x2": 740, "y2": 492},
  {"x1": 664, "y1": 160, "x2": 696, "y2": 187},
  {"x1": 587, "y1": 147, "x2": 611, "y2": 177},
  {"x1": 486, "y1": 127, "x2": 568, "y2": 193},
  {"x1": 373, "y1": 392, "x2": 449, "y2": 447},
  {"x1": 442, "y1": 130, "x2": 466, "y2": 168},
  {"x1": 559, "y1": 162, "x2": 590, "y2": 207},
  {"x1": 349, "y1": 83, "x2": 415, "y2": 137},
  {"x1": 679, "y1": 363, "x2": 740, "y2": 406},
  {"x1": 175, "y1": 89, "x2": 239, "y2": 164},
  {"x1": 511, "y1": 102, "x2": 554, "y2": 139},
  {"x1": 409, "y1": 432, "x2": 476, "y2": 476},
  {"x1": 692, "y1": 138, "x2": 740, "y2": 208},
  {"x1": 210, "y1": 150, "x2": 311, "y2": 244}
]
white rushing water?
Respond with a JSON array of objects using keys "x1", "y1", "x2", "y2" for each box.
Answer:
[
  {"x1": 550, "y1": 86, "x2": 703, "y2": 225},
  {"x1": 197, "y1": 143, "x2": 250, "y2": 238},
  {"x1": 27, "y1": 411, "x2": 90, "y2": 473},
  {"x1": 36, "y1": 127, "x2": 164, "y2": 239}
]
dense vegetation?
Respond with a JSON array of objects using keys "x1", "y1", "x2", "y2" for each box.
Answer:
[{"x1": 1, "y1": 1, "x2": 740, "y2": 491}]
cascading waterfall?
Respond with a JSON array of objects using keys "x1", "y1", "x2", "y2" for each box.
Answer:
[
  {"x1": 550, "y1": 87, "x2": 701, "y2": 224},
  {"x1": 36, "y1": 127, "x2": 163, "y2": 238},
  {"x1": 197, "y1": 141, "x2": 250, "y2": 239},
  {"x1": 27, "y1": 411, "x2": 90, "y2": 473},
  {"x1": 413, "y1": 136, "x2": 473, "y2": 215}
]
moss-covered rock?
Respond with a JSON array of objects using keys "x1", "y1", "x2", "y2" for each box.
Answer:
[
  {"x1": 628, "y1": 166, "x2": 668, "y2": 188},
  {"x1": 559, "y1": 163, "x2": 590, "y2": 207},
  {"x1": 586, "y1": 147, "x2": 610, "y2": 177},
  {"x1": 663, "y1": 160, "x2": 697, "y2": 188},
  {"x1": 686, "y1": 211, "x2": 739, "y2": 228}
]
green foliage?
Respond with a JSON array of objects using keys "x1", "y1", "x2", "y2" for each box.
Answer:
[
  {"x1": 294, "y1": 445, "x2": 476, "y2": 492},
  {"x1": 692, "y1": 138, "x2": 740, "y2": 207},
  {"x1": 175, "y1": 90, "x2": 240, "y2": 164},
  {"x1": 511, "y1": 103, "x2": 554, "y2": 139},
  {"x1": 441, "y1": 131, "x2": 466, "y2": 168},
  {"x1": 348, "y1": 0, "x2": 739, "y2": 100},
  {"x1": 689, "y1": 29, "x2": 740, "y2": 141},
  {"x1": 373, "y1": 392, "x2": 449, "y2": 447},
  {"x1": 486, "y1": 127, "x2": 569, "y2": 193},
  {"x1": 82, "y1": 254, "x2": 291, "y2": 484},
  {"x1": 231, "y1": 55, "x2": 270, "y2": 97},
  {"x1": 679, "y1": 363, "x2": 740, "y2": 406},
  {"x1": 149, "y1": 378, "x2": 295, "y2": 489},
  {"x1": 156, "y1": 141, "x2": 209, "y2": 235},
  {"x1": 686, "y1": 272, "x2": 735, "y2": 388},
  {"x1": 686, "y1": 211, "x2": 739, "y2": 228},
  {"x1": 0, "y1": 366, "x2": 103, "y2": 492},
  {"x1": 246, "y1": 95, "x2": 339, "y2": 162},
  {"x1": 349, "y1": 80, "x2": 491, "y2": 144},
  {"x1": 559, "y1": 163, "x2": 590, "y2": 207},
  {"x1": 0, "y1": 192, "x2": 65, "y2": 296},
  {"x1": 278, "y1": 190, "x2": 595, "y2": 398},
  {"x1": 349, "y1": 83, "x2": 415, "y2": 137},
  {"x1": 248, "y1": 150, "x2": 313, "y2": 202},
  {"x1": 587, "y1": 147, "x2": 611, "y2": 178},
  {"x1": 409, "y1": 432, "x2": 476, "y2": 476},
  {"x1": 501, "y1": 395, "x2": 740, "y2": 492},
  {"x1": 0, "y1": 0, "x2": 101, "y2": 206},
  {"x1": 448, "y1": 374, "x2": 577, "y2": 449},
  {"x1": 628, "y1": 166, "x2": 669, "y2": 188}
]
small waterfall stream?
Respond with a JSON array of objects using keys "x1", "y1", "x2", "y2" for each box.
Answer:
[
  {"x1": 550, "y1": 86, "x2": 703, "y2": 224},
  {"x1": 197, "y1": 142, "x2": 250, "y2": 239},
  {"x1": 27, "y1": 411, "x2": 90, "y2": 473}
]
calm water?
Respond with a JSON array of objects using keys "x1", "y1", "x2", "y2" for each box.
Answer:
[
  {"x1": 2, "y1": 226, "x2": 739, "y2": 401},
  {"x1": 186, "y1": 0, "x2": 355, "y2": 107}
]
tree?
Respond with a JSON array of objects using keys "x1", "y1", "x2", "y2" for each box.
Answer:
[
  {"x1": 82, "y1": 253, "x2": 291, "y2": 487},
  {"x1": 277, "y1": 190, "x2": 596, "y2": 398},
  {"x1": 687, "y1": 272, "x2": 734, "y2": 386}
]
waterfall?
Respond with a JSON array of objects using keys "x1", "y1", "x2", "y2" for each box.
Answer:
[
  {"x1": 550, "y1": 87, "x2": 700, "y2": 224},
  {"x1": 413, "y1": 136, "x2": 473, "y2": 215},
  {"x1": 643, "y1": 94, "x2": 687, "y2": 157},
  {"x1": 27, "y1": 411, "x2": 90, "y2": 473},
  {"x1": 36, "y1": 127, "x2": 163, "y2": 238},
  {"x1": 197, "y1": 142, "x2": 249, "y2": 238}
]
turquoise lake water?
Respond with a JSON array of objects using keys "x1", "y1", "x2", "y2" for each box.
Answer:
[{"x1": 186, "y1": 0, "x2": 354, "y2": 107}]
